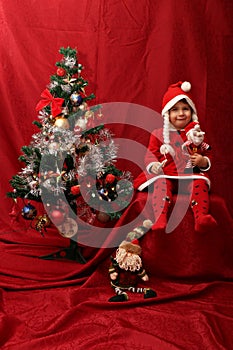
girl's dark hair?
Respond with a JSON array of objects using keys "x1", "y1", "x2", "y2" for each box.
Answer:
[{"x1": 169, "y1": 98, "x2": 193, "y2": 113}]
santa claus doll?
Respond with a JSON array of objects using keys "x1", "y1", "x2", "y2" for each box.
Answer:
[
  {"x1": 182, "y1": 121, "x2": 211, "y2": 172},
  {"x1": 108, "y1": 238, "x2": 157, "y2": 302}
]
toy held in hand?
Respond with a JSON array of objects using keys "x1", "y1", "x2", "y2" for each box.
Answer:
[
  {"x1": 183, "y1": 121, "x2": 205, "y2": 150},
  {"x1": 182, "y1": 121, "x2": 211, "y2": 171},
  {"x1": 108, "y1": 233, "x2": 157, "y2": 302}
]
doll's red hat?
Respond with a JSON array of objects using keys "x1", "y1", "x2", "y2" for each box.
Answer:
[
  {"x1": 162, "y1": 81, "x2": 198, "y2": 120},
  {"x1": 119, "y1": 239, "x2": 141, "y2": 255},
  {"x1": 131, "y1": 239, "x2": 140, "y2": 246},
  {"x1": 184, "y1": 121, "x2": 199, "y2": 135}
]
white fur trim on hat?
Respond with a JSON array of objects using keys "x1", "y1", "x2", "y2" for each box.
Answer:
[
  {"x1": 162, "y1": 94, "x2": 197, "y2": 117},
  {"x1": 181, "y1": 81, "x2": 191, "y2": 92}
]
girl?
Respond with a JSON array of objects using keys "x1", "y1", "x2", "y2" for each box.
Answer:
[{"x1": 134, "y1": 81, "x2": 217, "y2": 233}]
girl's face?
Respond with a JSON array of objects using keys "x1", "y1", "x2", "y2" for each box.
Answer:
[{"x1": 169, "y1": 100, "x2": 192, "y2": 130}]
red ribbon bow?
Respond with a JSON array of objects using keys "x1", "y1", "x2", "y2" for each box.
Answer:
[{"x1": 36, "y1": 89, "x2": 64, "y2": 117}]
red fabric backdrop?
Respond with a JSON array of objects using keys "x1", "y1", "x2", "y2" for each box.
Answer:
[{"x1": 1, "y1": 1, "x2": 233, "y2": 349}]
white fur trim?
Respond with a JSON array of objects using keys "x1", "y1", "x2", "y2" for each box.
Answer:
[
  {"x1": 160, "y1": 144, "x2": 175, "y2": 157},
  {"x1": 200, "y1": 157, "x2": 211, "y2": 171},
  {"x1": 181, "y1": 81, "x2": 191, "y2": 92},
  {"x1": 162, "y1": 94, "x2": 197, "y2": 117},
  {"x1": 137, "y1": 174, "x2": 211, "y2": 191}
]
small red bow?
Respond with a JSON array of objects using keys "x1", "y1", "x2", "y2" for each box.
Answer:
[{"x1": 36, "y1": 89, "x2": 64, "y2": 117}]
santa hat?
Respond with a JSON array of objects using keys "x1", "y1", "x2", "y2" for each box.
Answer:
[
  {"x1": 184, "y1": 121, "x2": 200, "y2": 136},
  {"x1": 160, "y1": 81, "x2": 199, "y2": 156},
  {"x1": 126, "y1": 219, "x2": 153, "y2": 241},
  {"x1": 119, "y1": 239, "x2": 141, "y2": 255}
]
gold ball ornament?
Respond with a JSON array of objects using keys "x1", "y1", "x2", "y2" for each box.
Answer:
[
  {"x1": 57, "y1": 217, "x2": 78, "y2": 238},
  {"x1": 97, "y1": 211, "x2": 110, "y2": 223},
  {"x1": 54, "y1": 117, "x2": 70, "y2": 129},
  {"x1": 34, "y1": 214, "x2": 51, "y2": 232}
]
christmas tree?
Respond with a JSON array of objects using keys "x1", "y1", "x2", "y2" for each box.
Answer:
[{"x1": 7, "y1": 47, "x2": 133, "y2": 261}]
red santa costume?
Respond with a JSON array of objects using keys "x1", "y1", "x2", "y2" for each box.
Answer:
[{"x1": 134, "y1": 81, "x2": 217, "y2": 233}]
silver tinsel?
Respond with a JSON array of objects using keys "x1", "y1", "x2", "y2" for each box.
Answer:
[
  {"x1": 64, "y1": 56, "x2": 76, "y2": 68},
  {"x1": 31, "y1": 127, "x2": 78, "y2": 156},
  {"x1": 61, "y1": 84, "x2": 72, "y2": 93},
  {"x1": 48, "y1": 81, "x2": 59, "y2": 89},
  {"x1": 77, "y1": 145, "x2": 105, "y2": 176},
  {"x1": 37, "y1": 110, "x2": 49, "y2": 120},
  {"x1": 101, "y1": 139, "x2": 118, "y2": 162},
  {"x1": 20, "y1": 164, "x2": 35, "y2": 175}
]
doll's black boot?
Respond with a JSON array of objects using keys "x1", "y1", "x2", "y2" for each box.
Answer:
[
  {"x1": 144, "y1": 288, "x2": 157, "y2": 299},
  {"x1": 108, "y1": 292, "x2": 128, "y2": 302}
]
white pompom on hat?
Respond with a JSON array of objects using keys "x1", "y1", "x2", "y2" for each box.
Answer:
[{"x1": 160, "y1": 81, "x2": 198, "y2": 156}]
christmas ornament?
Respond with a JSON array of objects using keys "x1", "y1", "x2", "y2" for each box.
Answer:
[
  {"x1": 57, "y1": 217, "x2": 78, "y2": 238},
  {"x1": 50, "y1": 208, "x2": 66, "y2": 225},
  {"x1": 85, "y1": 110, "x2": 94, "y2": 119},
  {"x1": 54, "y1": 117, "x2": 70, "y2": 129},
  {"x1": 56, "y1": 67, "x2": 66, "y2": 77},
  {"x1": 71, "y1": 185, "x2": 80, "y2": 196},
  {"x1": 63, "y1": 76, "x2": 77, "y2": 87},
  {"x1": 70, "y1": 92, "x2": 83, "y2": 106},
  {"x1": 105, "y1": 174, "x2": 116, "y2": 184},
  {"x1": 21, "y1": 203, "x2": 37, "y2": 220},
  {"x1": 74, "y1": 117, "x2": 87, "y2": 132},
  {"x1": 36, "y1": 89, "x2": 64, "y2": 117},
  {"x1": 97, "y1": 111, "x2": 103, "y2": 119},
  {"x1": 98, "y1": 187, "x2": 109, "y2": 200},
  {"x1": 33, "y1": 214, "x2": 51, "y2": 234},
  {"x1": 97, "y1": 211, "x2": 110, "y2": 223},
  {"x1": 79, "y1": 102, "x2": 87, "y2": 111}
]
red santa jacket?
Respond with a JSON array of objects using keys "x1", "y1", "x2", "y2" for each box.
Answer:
[{"x1": 134, "y1": 128, "x2": 212, "y2": 191}]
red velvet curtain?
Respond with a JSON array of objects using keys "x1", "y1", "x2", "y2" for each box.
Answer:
[{"x1": 1, "y1": 1, "x2": 233, "y2": 349}]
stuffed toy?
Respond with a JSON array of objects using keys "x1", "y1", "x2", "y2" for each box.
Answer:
[
  {"x1": 182, "y1": 121, "x2": 211, "y2": 171},
  {"x1": 108, "y1": 221, "x2": 157, "y2": 302}
]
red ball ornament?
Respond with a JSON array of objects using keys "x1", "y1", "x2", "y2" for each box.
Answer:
[
  {"x1": 71, "y1": 185, "x2": 80, "y2": 196},
  {"x1": 50, "y1": 209, "x2": 65, "y2": 225},
  {"x1": 105, "y1": 174, "x2": 116, "y2": 184},
  {"x1": 56, "y1": 67, "x2": 66, "y2": 77}
]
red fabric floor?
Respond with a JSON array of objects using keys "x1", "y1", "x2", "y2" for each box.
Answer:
[{"x1": 1, "y1": 193, "x2": 233, "y2": 349}]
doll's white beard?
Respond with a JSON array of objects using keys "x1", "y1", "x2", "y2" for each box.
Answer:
[{"x1": 115, "y1": 248, "x2": 142, "y2": 272}]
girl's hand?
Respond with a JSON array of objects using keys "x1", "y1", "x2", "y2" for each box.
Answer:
[
  {"x1": 190, "y1": 153, "x2": 208, "y2": 168},
  {"x1": 151, "y1": 159, "x2": 167, "y2": 174}
]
